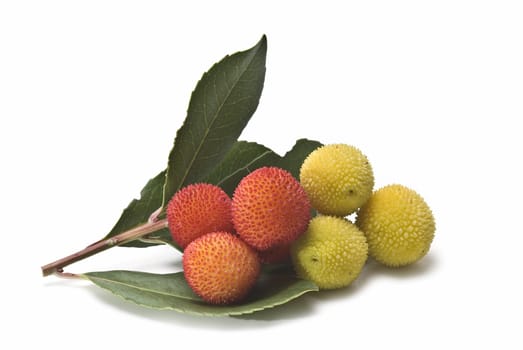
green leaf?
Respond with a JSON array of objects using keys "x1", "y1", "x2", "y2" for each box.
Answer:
[
  {"x1": 84, "y1": 270, "x2": 200, "y2": 302},
  {"x1": 102, "y1": 138, "x2": 320, "y2": 249},
  {"x1": 203, "y1": 141, "x2": 281, "y2": 196},
  {"x1": 202, "y1": 139, "x2": 322, "y2": 197},
  {"x1": 83, "y1": 269, "x2": 318, "y2": 316},
  {"x1": 162, "y1": 35, "x2": 267, "y2": 209},
  {"x1": 104, "y1": 171, "x2": 174, "y2": 248},
  {"x1": 278, "y1": 138, "x2": 323, "y2": 179}
]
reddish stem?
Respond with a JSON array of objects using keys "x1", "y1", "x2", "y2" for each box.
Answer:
[{"x1": 41, "y1": 219, "x2": 168, "y2": 277}]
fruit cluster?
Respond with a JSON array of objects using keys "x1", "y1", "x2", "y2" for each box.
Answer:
[
  {"x1": 40, "y1": 38, "x2": 437, "y2": 316},
  {"x1": 166, "y1": 167, "x2": 310, "y2": 304},
  {"x1": 166, "y1": 144, "x2": 435, "y2": 304},
  {"x1": 294, "y1": 144, "x2": 435, "y2": 289}
]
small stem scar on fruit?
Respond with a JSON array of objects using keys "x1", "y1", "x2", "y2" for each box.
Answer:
[{"x1": 40, "y1": 219, "x2": 168, "y2": 277}]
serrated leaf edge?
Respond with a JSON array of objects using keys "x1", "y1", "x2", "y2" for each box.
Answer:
[
  {"x1": 162, "y1": 35, "x2": 267, "y2": 208},
  {"x1": 83, "y1": 272, "x2": 200, "y2": 301},
  {"x1": 83, "y1": 272, "x2": 318, "y2": 317}
]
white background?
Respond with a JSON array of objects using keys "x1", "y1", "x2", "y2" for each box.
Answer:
[{"x1": 1, "y1": 1, "x2": 522, "y2": 349}]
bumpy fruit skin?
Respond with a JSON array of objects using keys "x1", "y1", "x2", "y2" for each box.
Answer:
[
  {"x1": 300, "y1": 144, "x2": 374, "y2": 216},
  {"x1": 166, "y1": 183, "x2": 233, "y2": 249},
  {"x1": 291, "y1": 216, "x2": 368, "y2": 289},
  {"x1": 183, "y1": 231, "x2": 260, "y2": 305},
  {"x1": 356, "y1": 184, "x2": 435, "y2": 267},
  {"x1": 232, "y1": 167, "x2": 311, "y2": 251}
]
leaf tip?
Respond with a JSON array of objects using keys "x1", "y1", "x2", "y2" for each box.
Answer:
[{"x1": 255, "y1": 34, "x2": 267, "y2": 53}]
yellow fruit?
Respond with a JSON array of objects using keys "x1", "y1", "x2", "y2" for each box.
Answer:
[
  {"x1": 299, "y1": 144, "x2": 374, "y2": 216},
  {"x1": 291, "y1": 216, "x2": 368, "y2": 289},
  {"x1": 356, "y1": 184, "x2": 435, "y2": 267}
]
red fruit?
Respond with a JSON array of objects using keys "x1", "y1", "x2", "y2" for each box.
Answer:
[
  {"x1": 232, "y1": 167, "x2": 311, "y2": 251},
  {"x1": 166, "y1": 183, "x2": 233, "y2": 249},
  {"x1": 183, "y1": 232, "x2": 261, "y2": 304}
]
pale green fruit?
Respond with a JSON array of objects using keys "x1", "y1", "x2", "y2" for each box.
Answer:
[{"x1": 291, "y1": 215, "x2": 368, "y2": 289}]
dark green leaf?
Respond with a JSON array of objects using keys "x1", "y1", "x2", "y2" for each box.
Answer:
[
  {"x1": 83, "y1": 269, "x2": 318, "y2": 316},
  {"x1": 104, "y1": 171, "x2": 173, "y2": 248},
  {"x1": 101, "y1": 136, "x2": 318, "y2": 249},
  {"x1": 278, "y1": 138, "x2": 322, "y2": 179},
  {"x1": 162, "y1": 35, "x2": 267, "y2": 209},
  {"x1": 203, "y1": 141, "x2": 281, "y2": 196}
]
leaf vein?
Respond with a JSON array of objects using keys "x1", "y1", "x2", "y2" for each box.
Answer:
[
  {"x1": 176, "y1": 61, "x2": 257, "y2": 189},
  {"x1": 86, "y1": 275, "x2": 198, "y2": 301},
  {"x1": 216, "y1": 150, "x2": 274, "y2": 186}
]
